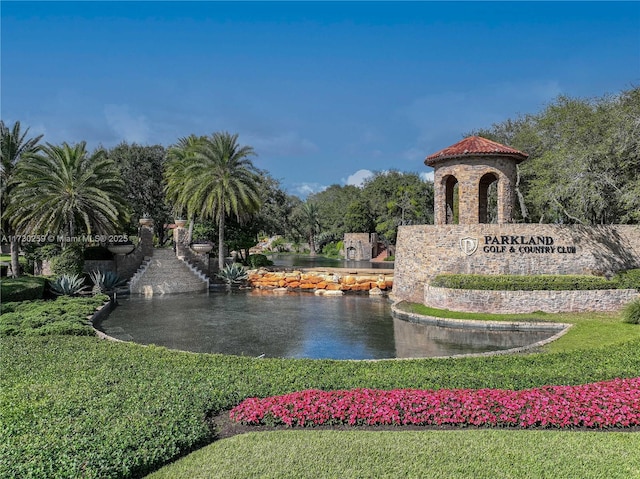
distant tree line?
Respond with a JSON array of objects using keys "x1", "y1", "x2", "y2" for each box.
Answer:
[
  {"x1": 2, "y1": 86, "x2": 637, "y2": 275},
  {"x1": 470, "y1": 86, "x2": 640, "y2": 225}
]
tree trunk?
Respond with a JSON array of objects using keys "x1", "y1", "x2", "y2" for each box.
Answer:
[
  {"x1": 10, "y1": 239, "x2": 20, "y2": 278},
  {"x1": 218, "y1": 212, "x2": 226, "y2": 270},
  {"x1": 308, "y1": 233, "x2": 316, "y2": 256}
]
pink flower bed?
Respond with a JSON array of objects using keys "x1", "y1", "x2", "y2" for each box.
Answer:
[{"x1": 230, "y1": 377, "x2": 640, "y2": 429}]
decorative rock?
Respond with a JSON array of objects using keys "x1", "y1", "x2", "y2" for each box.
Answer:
[{"x1": 369, "y1": 287, "x2": 383, "y2": 295}]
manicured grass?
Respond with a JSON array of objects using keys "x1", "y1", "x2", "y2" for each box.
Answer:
[
  {"x1": 0, "y1": 254, "x2": 11, "y2": 262},
  {"x1": 0, "y1": 275, "x2": 46, "y2": 301},
  {"x1": 147, "y1": 430, "x2": 640, "y2": 479},
  {"x1": 2, "y1": 333, "x2": 640, "y2": 478}
]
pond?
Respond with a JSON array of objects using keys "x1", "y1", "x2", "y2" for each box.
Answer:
[{"x1": 97, "y1": 291, "x2": 558, "y2": 360}]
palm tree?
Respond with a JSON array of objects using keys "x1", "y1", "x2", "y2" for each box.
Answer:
[
  {"x1": 165, "y1": 132, "x2": 261, "y2": 270},
  {"x1": 1, "y1": 120, "x2": 43, "y2": 276},
  {"x1": 7, "y1": 142, "x2": 128, "y2": 245},
  {"x1": 299, "y1": 200, "x2": 321, "y2": 256}
]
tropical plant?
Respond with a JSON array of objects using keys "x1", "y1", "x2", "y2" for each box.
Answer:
[
  {"x1": 165, "y1": 132, "x2": 261, "y2": 269},
  {"x1": 292, "y1": 200, "x2": 321, "y2": 255},
  {"x1": 7, "y1": 141, "x2": 128, "y2": 244},
  {"x1": 216, "y1": 263, "x2": 249, "y2": 285},
  {"x1": 0, "y1": 120, "x2": 43, "y2": 277},
  {"x1": 49, "y1": 273, "x2": 89, "y2": 296},
  {"x1": 622, "y1": 299, "x2": 640, "y2": 325},
  {"x1": 89, "y1": 269, "x2": 127, "y2": 294}
]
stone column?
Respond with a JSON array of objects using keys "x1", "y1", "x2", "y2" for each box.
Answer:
[
  {"x1": 174, "y1": 223, "x2": 190, "y2": 259},
  {"x1": 139, "y1": 219, "x2": 154, "y2": 258}
]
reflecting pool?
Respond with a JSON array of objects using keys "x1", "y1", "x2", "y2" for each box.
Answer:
[{"x1": 97, "y1": 291, "x2": 557, "y2": 359}]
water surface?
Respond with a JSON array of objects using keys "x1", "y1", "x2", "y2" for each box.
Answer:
[{"x1": 98, "y1": 291, "x2": 555, "y2": 359}]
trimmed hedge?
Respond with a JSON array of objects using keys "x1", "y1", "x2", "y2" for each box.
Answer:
[
  {"x1": 430, "y1": 273, "x2": 630, "y2": 291},
  {"x1": 0, "y1": 295, "x2": 108, "y2": 337},
  {"x1": 0, "y1": 276, "x2": 47, "y2": 302},
  {"x1": 615, "y1": 269, "x2": 640, "y2": 290}
]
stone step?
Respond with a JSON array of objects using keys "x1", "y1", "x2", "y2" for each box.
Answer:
[{"x1": 130, "y1": 248, "x2": 208, "y2": 295}]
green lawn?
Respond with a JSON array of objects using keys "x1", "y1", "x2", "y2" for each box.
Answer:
[
  {"x1": 1, "y1": 299, "x2": 639, "y2": 478},
  {"x1": 148, "y1": 430, "x2": 640, "y2": 479}
]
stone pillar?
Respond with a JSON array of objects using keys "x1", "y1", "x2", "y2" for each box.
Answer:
[
  {"x1": 174, "y1": 224, "x2": 190, "y2": 259},
  {"x1": 139, "y1": 219, "x2": 154, "y2": 258}
]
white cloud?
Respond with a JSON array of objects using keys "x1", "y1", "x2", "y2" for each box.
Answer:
[
  {"x1": 104, "y1": 104, "x2": 151, "y2": 144},
  {"x1": 343, "y1": 169, "x2": 374, "y2": 187},
  {"x1": 420, "y1": 170, "x2": 434, "y2": 183},
  {"x1": 292, "y1": 182, "x2": 328, "y2": 198}
]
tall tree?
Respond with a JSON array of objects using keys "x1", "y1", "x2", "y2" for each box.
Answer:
[
  {"x1": 0, "y1": 120, "x2": 43, "y2": 276},
  {"x1": 296, "y1": 200, "x2": 321, "y2": 255},
  {"x1": 362, "y1": 170, "x2": 434, "y2": 244},
  {"x1": 107, "y1": 142, "x2": 171, "y2": 242},
  {"x1": 8, "y1": 142, "x2": 128, "y2": 245},
  {"x1": 165, "y1": 132, "x2": 261, "y2": 269}
]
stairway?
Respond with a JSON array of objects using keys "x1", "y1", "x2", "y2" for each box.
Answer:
[
  {"x1": 371, "y1": 249, "x2": 389, "y2": 262},
  {"x1": 129, "y1": 248, "x2": 208, "y2": 296}
]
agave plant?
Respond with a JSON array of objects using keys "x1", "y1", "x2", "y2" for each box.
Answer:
[
  {"x1": 49, "y1": 274, "x2": 89, "y2": 296},
  {"x1": 216, "y1": 263, "x2": 249, "y2": 285},
  {"x1": 89, "y1": 270, "x2": 127, "y2": 294}
]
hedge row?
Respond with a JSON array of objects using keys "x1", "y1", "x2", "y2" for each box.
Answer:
[
  {"x1": 0, "y1": 295, "x2": 109, "y2": 337},
  {"x1": 430, "y1": 270, "x2": 640, "y2": 291}
]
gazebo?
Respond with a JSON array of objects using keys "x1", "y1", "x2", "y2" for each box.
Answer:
[{"x1": 425, "y1": 136, "x2": 528, "y2": 225}]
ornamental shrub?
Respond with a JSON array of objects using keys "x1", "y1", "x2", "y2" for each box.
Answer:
[
  {"x1": 50, "y1": 244, "x2": 85, "y2": 276},
  {"x1": 247, "y1": 254, "x2": 273, "y2": 268},
  {"x1": 614, "y1": 269, "x2": 640, "y2": 290},
  {"x1": 622, "y1": 298, "x2": 640, "y2": 324},
  {"x1": 431, "y1": 274, "x2": 615, "y2": 291}
]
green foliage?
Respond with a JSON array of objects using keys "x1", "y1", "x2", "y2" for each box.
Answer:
[
  {"x1": 165, "y1": 132, "x2": 261, "y2": 270},
  {"x1": 217, "y1": 263, "x2": 249, "y2": 284},
  {"x1": 622, "y1": 299, "x2": 640, "y2": 324},
  {"x1": 470, "y1": 86, "x2": 640, "y2": 224},
  {"x1": 431, "y1": 274, "x2": 616, "y2": 291},
  {"x1": 0, "y1": 295, "x2": 107, "y2": 336},
  {"x1": 0, "y1": 276, "x2": 46, "y2": 302},
  {"x1": 614, "y1": 269, "x2": 640, "y2": 290},
  {"x1": 321, "y1": 241, "x2": 342, "y2": 258},
  {"x1": 7, "y1": 141, "x2": 129, "y2": 239},
  {"x1": 107, "y1": 142, "x2": 172, "y2": 241},
  {"x1": 247, "y1": 254, "x2": 273, "y2": 269},
  {"x1": 49, "y1": 273, "x2": 89, "y2": 296},
  {"x1": 2, "y1": 331, "x2": 640, "y2": 478},
  {"x1": 89, "y1": 270, "x2": 127, "y2": 293},
  {"x1": 49, "y1": 244, "x2": 85, "y2": 276}
]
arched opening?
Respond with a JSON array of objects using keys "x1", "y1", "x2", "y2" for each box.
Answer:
[
  {"x1": 478, "y1": 172, "x2": 499, "y2": 224},
  {"x1": 444, "y1": 175, "x2": 459, "y2": 224}
]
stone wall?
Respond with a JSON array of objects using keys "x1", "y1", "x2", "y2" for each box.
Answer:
[
  {"x1": 248, "y1": 269, "x2": 393, "y2": 295},
  {"x1": 394, "y1": 224, "x2": 640, "y2": 303},
  {"x1": 425, "y1": 285, "x2": 639, "y2": 314},
  {"x1": 343, "y1": 233, "x2": 378, "y2": 261}
]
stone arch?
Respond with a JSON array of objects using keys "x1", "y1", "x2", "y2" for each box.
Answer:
[
  {"x1": 478, "y1": 172, "x2": 499, "y2": 224},
  {"x1": 443, "y1": 174, "x2": 459, "y2": 225}
]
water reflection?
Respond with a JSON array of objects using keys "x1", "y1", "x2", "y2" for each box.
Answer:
[
  {"x1": 97, "y1": 291, "x2": 557, "y2": 359},
  {"x1": 268, "y1": 253, "x2": 393, "y2": 270}
]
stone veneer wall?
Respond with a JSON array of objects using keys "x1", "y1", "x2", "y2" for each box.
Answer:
[
  {"x1": 394, "y1": 224, "x2": 640, "y2": 303},
  {"x1": 425, "y1": 286, "x2": 639, "y2": 314}
]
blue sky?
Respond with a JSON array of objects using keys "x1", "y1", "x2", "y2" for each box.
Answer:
[{"x1": 2, "y1": 1, "x2": 639, "y2": 197}]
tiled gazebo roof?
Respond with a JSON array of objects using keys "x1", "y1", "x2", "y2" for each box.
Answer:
[{"x1": 425, "y1": 136, "x2": 529, "y2": 166}]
